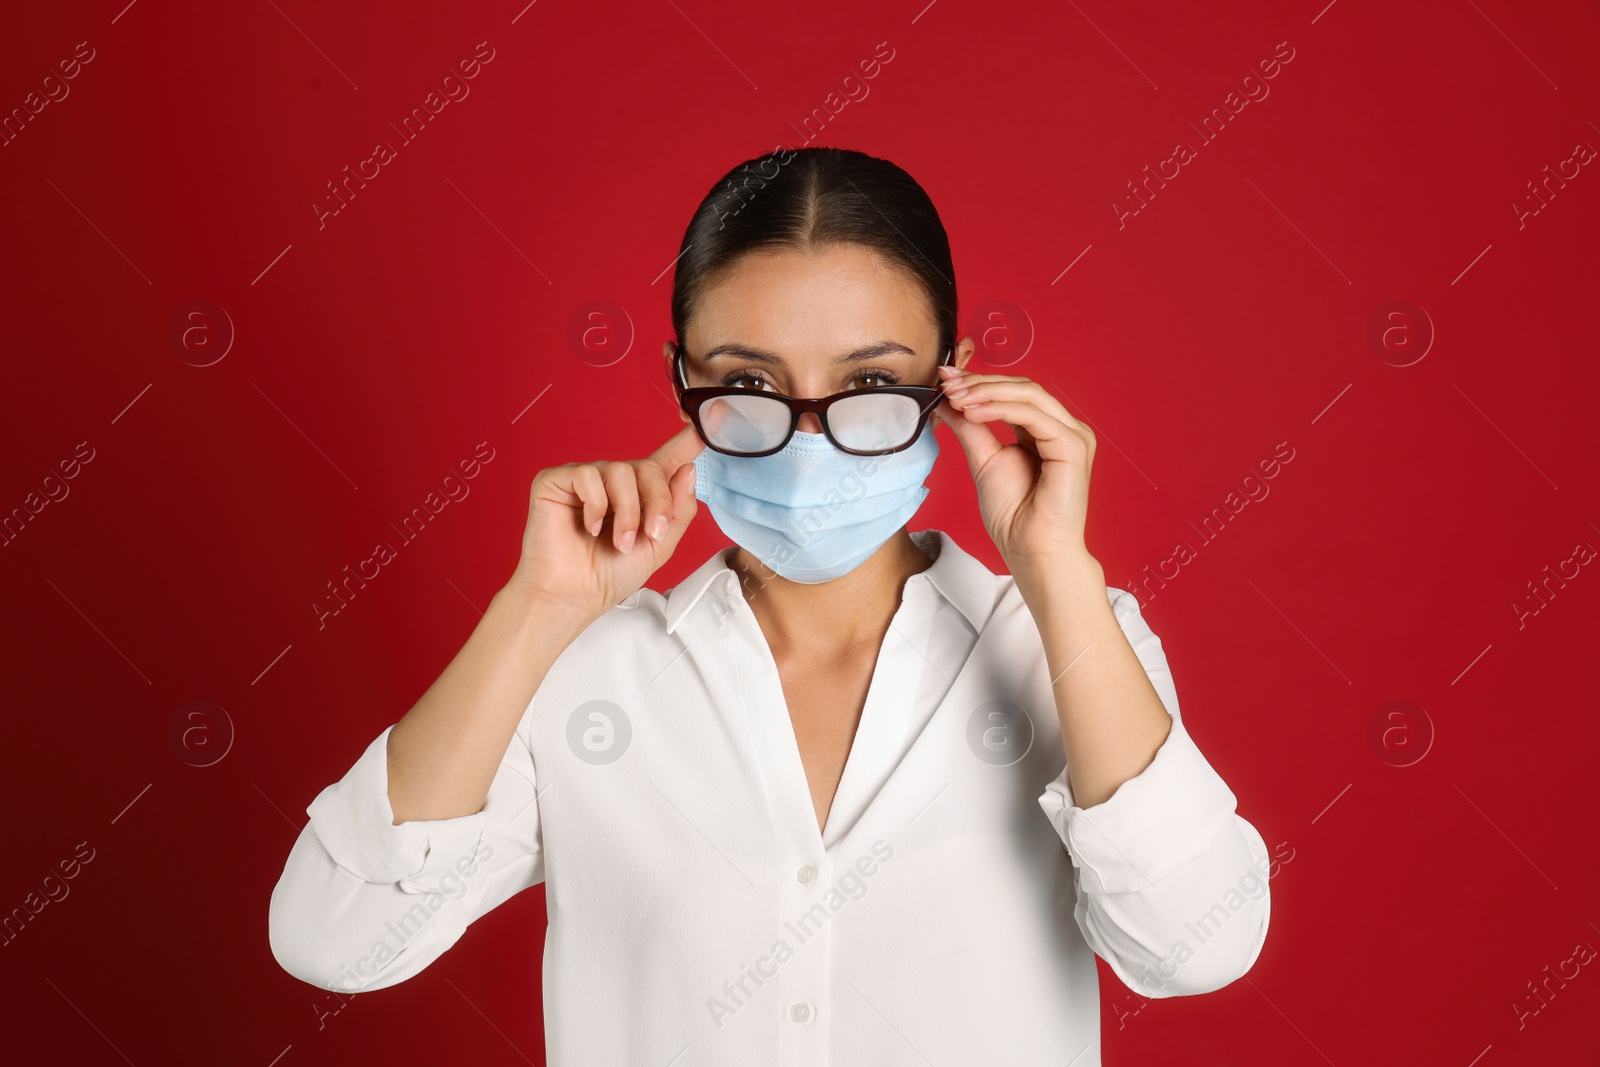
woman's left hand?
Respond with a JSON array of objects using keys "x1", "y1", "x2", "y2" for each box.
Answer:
[{"x1": 933, "y1": 364, "x2": 1100, "y2": 587}]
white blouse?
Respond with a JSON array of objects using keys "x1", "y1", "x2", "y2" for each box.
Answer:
[{"x1": 268, "y1": 528, "x2": 1271, "y2": 1066}]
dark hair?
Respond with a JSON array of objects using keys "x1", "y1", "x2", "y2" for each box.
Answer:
[{"x1": 670, "y1": 146, "x2": 957, "y2": 365}]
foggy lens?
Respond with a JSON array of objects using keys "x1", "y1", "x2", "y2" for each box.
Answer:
[
  {"x1": 828, "y1": 392, "x2": 921, "y2": 451},
  {"x1": 699, "y1": 394, "x2": 791, "y2": 453}
]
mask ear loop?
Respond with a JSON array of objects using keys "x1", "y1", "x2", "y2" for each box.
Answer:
[
  {"x1": 923, "y1": 342, "x2": 956, "y2": 434},
  {"x1": 672, "y1": 341, "x2": 690, "y2": 390},
  {"x1": 924, "y1": 342, "x2": 956, "y2": 415}
]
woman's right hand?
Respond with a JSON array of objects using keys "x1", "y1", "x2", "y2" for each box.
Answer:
[{"x1": 507, "y1": 422, "x2": 705, "y2": 624}]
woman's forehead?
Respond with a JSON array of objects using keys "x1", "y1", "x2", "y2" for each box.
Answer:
[{"x1": 689, "y1": 246, "x2": 938, "y2": 355}]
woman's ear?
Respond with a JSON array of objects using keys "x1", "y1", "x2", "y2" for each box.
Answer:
[
  {"x1": 666, "y1": 341, "x2": 691, "y2": 423},
  {"x1": 953, "y1": 336, "x2": 976, "y2": 374}
]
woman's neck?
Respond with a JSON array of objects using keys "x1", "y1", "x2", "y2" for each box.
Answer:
[{"x1": 729, "y1": 530, "x2": 935, "y2": 659}]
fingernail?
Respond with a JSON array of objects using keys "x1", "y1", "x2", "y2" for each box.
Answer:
[
  {"x1": 947, "y1": 386, "x2": 969, "y2": 398},
  {"x1": 589, "y1": 519, "x2": 601, "y2": 536},
  {"x1": 649, "y1": 515, "x2": 668, "y2": 540},
  {"x1": 619, "y1": 529, "x2": 636, "y2": 552}
]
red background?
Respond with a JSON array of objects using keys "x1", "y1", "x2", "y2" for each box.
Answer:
[{"x1": 2, "y1": 0, "x2": 1597, "y2": 1063}]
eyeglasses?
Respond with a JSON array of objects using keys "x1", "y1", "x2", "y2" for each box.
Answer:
[{"x1": 672, "y1": 342, "x2": 952, "y2": 457}]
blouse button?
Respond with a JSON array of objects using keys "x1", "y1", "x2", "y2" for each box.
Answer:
[
  {"x1": 796, "y1": 864, "x2": 816, "y2": 884},
  {"x1": 789, "y1": 1001, "x2": 813, "y2": 1023}
]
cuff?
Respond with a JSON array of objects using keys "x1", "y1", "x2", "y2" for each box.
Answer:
[
  {"x1": 1037, "y1": 718, "x2": 1240, "y2": 895},
  {"x1": 305, "y1": 724, "x2": 489, "y2": 894}
]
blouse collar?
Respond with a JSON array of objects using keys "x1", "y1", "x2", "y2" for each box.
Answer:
[{"x1": 662, "y1": 528, "x2": 1000, "y2": 636}]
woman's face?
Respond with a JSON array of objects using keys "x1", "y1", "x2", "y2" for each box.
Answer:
[{"x1": 666, "y1": 243, "x2": 972, "y2": 434}]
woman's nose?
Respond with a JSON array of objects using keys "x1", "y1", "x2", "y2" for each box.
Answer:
[{"x1": 797, "y1": 412, "x2": 824, "y2": 434}]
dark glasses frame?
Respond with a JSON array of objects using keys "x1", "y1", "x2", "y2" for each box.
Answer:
[{"x1": 671, "y1": 342, "x2": 954, "y2": 457}]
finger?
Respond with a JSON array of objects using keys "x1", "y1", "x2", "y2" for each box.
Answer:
[
  {"x1": 599, "y1": 461, "x2": 641, "y2": 552},
  {"x1": 648, "y1": 420, "x2": 706, "y2": 480},
  {"x1": 661, "y1": 460, "x2": 699, "y2": 545},
  {"x1": 951, "y1": 399, "x2": 1082, "y2": 464},
  {"x1": 934, "y1": 396, "x2": 1005, "y2": 473},
  {"x1": 638, "y1": 461, "x2": 699, "y2": 568},
  {"x1": 632, "y1": 457, "x2": 674, "y2": 542},
  {"x1": 570, "y1": 464, "x2": 608, "y2": 537},
  {"x1": 951, "y1": 378, "x2": 1094, "y2": 456},
  {"x1": 939, "y1": 366, "x2": 1033, "y2": 386},
  {"x1": 945, "y1": 377, "x2": 1085, "y2": 437}
]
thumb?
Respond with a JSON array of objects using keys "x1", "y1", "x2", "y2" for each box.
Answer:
[
  {"x1": 650, "y1": 420, "x2": 705, "y2": 481},
  {"x1": 935, "y1": 398, "x2": 1002, "y2": 474},
  {"x1": 654, "y1": 459, "x2": 700, "y2": 554}
]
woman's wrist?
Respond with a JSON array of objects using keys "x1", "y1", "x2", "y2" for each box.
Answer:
[
  {"x1": 494, "y1": 578, "x2": 597, "y2": 651},
  {"x1": 1013, "y1": 551, "x2": 1108, "y2": 632},
  {"x1": 1012, "y1": 549, "x2": 1104, "y2": 600}
]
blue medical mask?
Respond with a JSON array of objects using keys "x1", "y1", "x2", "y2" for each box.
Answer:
[{"x1": 693, "y1": 421, "x2": 940, "y2": 583}]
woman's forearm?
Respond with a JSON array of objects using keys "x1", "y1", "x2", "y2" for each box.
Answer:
[
  {"x1": 385, "y1": 582, "x2": 593, "y2": 824},
  {"x1": 1022, "y1": 554, "x2": 1173, "y2": 810}
]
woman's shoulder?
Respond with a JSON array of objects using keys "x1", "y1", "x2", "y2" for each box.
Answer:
[{"x1": 917, "y1": 528, "x2": 1134, "y2": 630}]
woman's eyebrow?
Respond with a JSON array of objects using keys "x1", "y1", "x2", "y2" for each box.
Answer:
[
  {"x1": 837, "y1": 341, "x2": 917, "y2": 363},
  {"x1": 702, "y1": 340, "x2": 917, "y2": 364},
  {"x1": 702, "y1": 343, "x2": 782, "y2": 364}
]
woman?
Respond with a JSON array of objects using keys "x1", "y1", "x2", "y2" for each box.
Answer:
[{"x1": 269, "y1": 147, "x2": 1271, "y2": 1064}]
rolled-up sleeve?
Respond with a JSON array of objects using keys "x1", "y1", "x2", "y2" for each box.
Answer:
[
  {"x1": 268, "y1": 709, "x2": 546, "y2": 994},
  {"x1": 1037, "y1": 588, "x2": 1271, "y2": 998}
]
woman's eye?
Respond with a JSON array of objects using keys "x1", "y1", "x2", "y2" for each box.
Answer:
[{"x1": 719, "y1": 369, "x2": 901, "y2": 391}]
